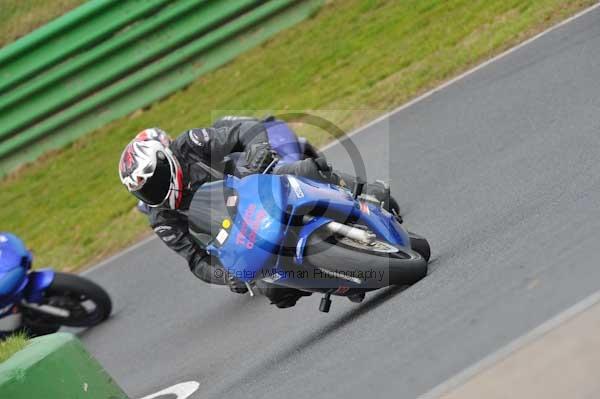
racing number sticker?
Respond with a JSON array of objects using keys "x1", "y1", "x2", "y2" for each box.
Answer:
[{"x1": 235, "y1": 204, "x2": 267, "y2": 249}]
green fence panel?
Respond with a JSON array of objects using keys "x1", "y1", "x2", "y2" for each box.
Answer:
[
  {"x1": 0, "y1": 0, "x2": 263, "y2": 139},
  {"x1": 0, "y1": 333, "x2": 128, "y2": 399},
  {"x1": 0, "y1": 0, "x2": 172, "y2": 94},
  {"x1": 0, "y1": 0, "x2": 209, "y2": 112},
  {"x1": 0, "y1": 0, "x2": 323, "y2": 176},
  {"x1": 0, "y1": 0, "x2": 117, "y2": 64}
]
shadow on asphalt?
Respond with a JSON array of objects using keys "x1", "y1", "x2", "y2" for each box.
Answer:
[{"x1": 212, "y1": 284, "x2": 409, "y2": 397}]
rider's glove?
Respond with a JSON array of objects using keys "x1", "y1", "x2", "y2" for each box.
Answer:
[
  {"x1": 190, "y1": 253, "x2": 231, "y2": 285},
  {"x1": 190, "y1": 253, "x2": 248, "y2": 294},
  {"x1": 226, "y1": 272, "x2": 248, "y2": 294},
  {"x1": 313, "y1": 156, "x2": 332, "y2": 173},
  {"x1": 245, "y1": 142, "x2": 275, "y2": 173}
]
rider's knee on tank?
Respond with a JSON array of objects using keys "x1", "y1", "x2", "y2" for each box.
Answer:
[
  {"x1": 327, "y1": 172, "x2": 399, "y2": 213},
  {"x1": 366, "y1": 180, "x2": 395, "y2": 211},
  {"x1": 273, "y1": 161, "x2": 400, "y2": 215}
]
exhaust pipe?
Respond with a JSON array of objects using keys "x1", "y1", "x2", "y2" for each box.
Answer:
[
  {"x1": 21, "y1": 302, "x2": 70, "y2": 318},
  {"x1": 302, "y1": 216, "x2": 375, "y2": 244},
  {"x1": 323, "y1": 221, "x2": 376, "y2": 244}
]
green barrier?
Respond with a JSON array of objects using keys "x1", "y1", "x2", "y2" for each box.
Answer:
[
  {"x1": 0, "y1": 0, "x2": 116, "y2": 65},
  {"x1": 0, "y1": 0, "x2": 172, "y2": 94},
  {"x1": 0, "y1": 0, "x2": 323, "y2": 176},
  {"x1": 0, "y1": 333, "x2": 128, "y2": 399},
  {"x1": 0, "y1": 0, "x2": 210, "y2": 112},
  {"x1": 0, "y1": 0, "x2": 263, "y2": 137}
]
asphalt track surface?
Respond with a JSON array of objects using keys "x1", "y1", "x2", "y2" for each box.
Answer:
[{"x1": 79, "y1": 7, "x2": 600, "y2": 399}]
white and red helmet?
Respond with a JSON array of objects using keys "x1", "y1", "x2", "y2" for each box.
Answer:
[{"x1": 119, "y1": 128, "x2": 183, "y2": 209}]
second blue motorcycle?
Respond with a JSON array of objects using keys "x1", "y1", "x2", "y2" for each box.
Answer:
[{"x1": 0, "y1": 233, "x2": 112, "y2": 336}]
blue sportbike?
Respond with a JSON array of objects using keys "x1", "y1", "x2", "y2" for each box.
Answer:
[
  {"x1": 186, "y1": 123, "x2": 430, "y2": 312},
  {"x1": 0, "y1": 233, "x2": 112, "y2": 337}
]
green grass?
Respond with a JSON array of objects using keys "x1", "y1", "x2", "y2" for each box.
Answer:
[
  {"x1": 0, "y1": 0, "x2": 84, "y2": 47},
  {"x1": 0, "y1": 333, "x2": 28, "y2": 363},
  {"x1": 0, "y1": 0, "x2": 595, "y2": 272}
]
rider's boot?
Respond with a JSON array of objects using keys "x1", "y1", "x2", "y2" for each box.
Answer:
[
  {"x1": 332, "y1": 172, "x2": 401, "y2": 218},
  {"x1": 365, "y1": 180, "x2": 399, "y2": 213},
  {"x1": 273, "y1": 158, "x2": 402, "y2": 221}
]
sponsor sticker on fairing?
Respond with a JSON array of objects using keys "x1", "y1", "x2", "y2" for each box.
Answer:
[
  {"x1": 226, "y1": 195, "x2": 238, "y2": 207},
  {"x1": 216, "y1": 229, "x2": 229, "y2": 245},
  {"x1": 359, "y1": 201, "x2": 370, "y2": 215},
  {"x1": 335, "y1": 286, "x2": 350, "y2": 295}
]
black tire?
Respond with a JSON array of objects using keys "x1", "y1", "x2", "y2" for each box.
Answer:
[
  {"x1": 409, "y1": 233, "x2": 431, "y2": 262},
  {"x1": 305, "y1": 233, "x2": 427, "y2": 288},
  {"x1": 25, "y1": 272, "x2": 112, "y2": 329}
]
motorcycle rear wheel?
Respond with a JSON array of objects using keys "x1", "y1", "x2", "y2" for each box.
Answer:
[{"x1": 23, "y1": 272, "x2": 112, "y2": 332}]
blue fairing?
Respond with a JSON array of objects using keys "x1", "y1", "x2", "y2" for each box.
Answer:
[
  {"x1": 0, "y1": 268, "x2": 26, "y2": 295},
  {"x1": 0, "y1": 233, "x2": 56, "y2": 316},
  {"x1": 0, "y1": 232, "x2": 31, "y2": 272},
  {"x1": 205, "y1": 174, "x2": 410, "y2": 282},
  {"x1": 287, "y1": 176, "x2": 410, "y2": 249},
  {"x1": 0, "y1": 233, "x2": 32, "y2": 308},
  {"x1": 25, "y1": 269, "x2": 55, "y2": 303},
  {"x1": 0, "y1": 268, "x2": 27, "y2": 308},
  {"x1": 0, "y1": 268, "x2": 55, "y2": 312},
  {"x1": 207, "y1": 175, "x2": 288, "y2": 281}
]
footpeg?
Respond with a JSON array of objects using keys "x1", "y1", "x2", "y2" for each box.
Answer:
[{"x1": 319, "y1": 293, "x2": 332, "y2": 313}]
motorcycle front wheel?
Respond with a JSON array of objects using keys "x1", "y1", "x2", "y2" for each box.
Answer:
[{"x1": 304, "y1": 231, "x2": 428, "y2": 288}]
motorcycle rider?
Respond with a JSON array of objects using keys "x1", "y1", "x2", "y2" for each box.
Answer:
[{"x1": 118, "y1": 116, "x2": 397, "y2": 308}]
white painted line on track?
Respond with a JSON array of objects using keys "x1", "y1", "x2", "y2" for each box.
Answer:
[
  {"x1": 84, "y1": 1, "x2": 600, "y2": 274},
  {"x1": 321, "y1": 1, "x2": 600, "y2": 152},
  {"x1": 419, "y1": 289, "x2": 600, "y2": 399},
  {"x1": 138, "y1": 381, "x2": 200, "y2": 399}
]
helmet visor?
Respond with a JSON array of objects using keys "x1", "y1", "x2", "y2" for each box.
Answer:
[{"x1": 131, "y1": 153, "x2": 172, "y2": 206}]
